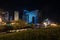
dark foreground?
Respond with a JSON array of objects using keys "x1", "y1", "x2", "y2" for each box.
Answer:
[{"x1": 0, "y1": 27, "x2": 60, "y2": 40}]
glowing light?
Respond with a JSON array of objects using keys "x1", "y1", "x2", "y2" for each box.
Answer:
[
  {"x1": 19, "y1": 29, "x2": 27, "y2": 31},
  {"x1": 44, "y1": 18, "x2": 51, "y2": 25},
  {"x1": 14, "y1": 11, "x2": 19, "y2": 21},
  {"x1": 3, "y1": 22, "x2": 6, "y2": 25},
  {"x1": 11, "y1": 23, "x2": 15, "y2": 25},
  {"x1": 50, "y1": 23, "x2": 57, "y2": 26},
  {"x1": 43, "y1": 22, "x2": 48, "y2": 28},
  {"x1": 0, "y1": 18, "x2": 2, "y2": 22},
  {"x1": 10, "y1": 30, "x2": 16, "y2": 32}
]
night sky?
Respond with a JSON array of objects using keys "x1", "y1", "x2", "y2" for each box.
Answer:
[{"x1": 0, "y1": 0, "x2": 60, "y2": 23}]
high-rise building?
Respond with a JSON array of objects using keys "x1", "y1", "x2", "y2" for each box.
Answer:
[
  {"x1": 14, "y1": 11, "x2": 19, "y2": 21},
  {"x1": 2, "y1": 12, "x2": 9, "y2": 21},
  {"x1": 23, "y1": 10, "x2": 39, "y2": 24}
]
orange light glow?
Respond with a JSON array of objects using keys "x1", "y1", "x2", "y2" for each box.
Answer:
[
  {"x1": 0, "y1": 18, "x2": 2, "y2": 22},
  {"x1": 50, "y1": 23, "x2": 57, "y2": 26}
]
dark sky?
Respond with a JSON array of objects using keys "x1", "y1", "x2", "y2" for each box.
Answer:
[{"x1": 0, "y1": 0, "x2": 60, "y2": 23}]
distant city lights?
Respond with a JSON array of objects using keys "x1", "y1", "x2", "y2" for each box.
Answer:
[
  {"x1": 0, "y1": 18, "x2": 2, "y2": 22},
  {"x1": 50, "y1": 23, "x2": 57, "y2": 27},
  {"x1": 43, "y1": 22, "x2": 48, "y2": 27},
  {"x1": 11, "y1": 23, "x2": 15, "y2": 25}
]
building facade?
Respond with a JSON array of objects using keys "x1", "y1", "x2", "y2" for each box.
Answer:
[
  {"x1": 22, "y1": 10, "x2": 39, "y2": 24},
  {"x1": 0, "y1": 9, "x2": 40, "y2": 24},
  {"x1": 14, "y1": 11, "x2": 19, "y2": 21}
]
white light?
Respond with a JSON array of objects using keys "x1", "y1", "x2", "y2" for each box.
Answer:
[
  {"x1": 11, "y1": 23, "x2": 15, "y2": 25},
  {"x1": 43, "y1": 22, "x2": 48, "y2": 28}
]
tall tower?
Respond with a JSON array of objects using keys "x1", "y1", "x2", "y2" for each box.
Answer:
[{"x1": 14, "y1": 11, "x2": 19, "y2": 21}]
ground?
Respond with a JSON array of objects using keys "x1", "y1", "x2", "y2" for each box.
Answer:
[{"x1": 0, "y1": 27, "x2": 60, "y2": 40}]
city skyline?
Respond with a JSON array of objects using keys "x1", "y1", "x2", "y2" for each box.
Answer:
[
  {"x1": 0, "y1": 0, "x2": 59, "y2": 23},
  {"x1": 0, "y1": 9, "x2": 41, "y2": 24}
]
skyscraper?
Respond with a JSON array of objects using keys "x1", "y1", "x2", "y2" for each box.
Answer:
[
  {"x1": 14, "y1": 11, "x2": 19, "y2": 21},
  {"x1": 23, "y1": 10, "x2": 39, "y2": 24}
]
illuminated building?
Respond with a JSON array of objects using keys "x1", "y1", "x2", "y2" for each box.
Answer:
[
  {"x1": 23, "y1": 10, "x2": 39, "y2": 24},
  {"x1": 1, "y1": 11, "x2": 9, "y2": 22},
  {"x1": 14, "y1": 11, "x2": 19, "y2": 21},
  {"x1": 0, "y1": 9, "x2": 40, "y2": 24}
]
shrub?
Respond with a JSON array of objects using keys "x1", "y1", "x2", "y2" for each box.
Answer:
[
  {"x1": 0, "y1": 25, "x2": 8, "y2": 32},
  {"x1": 11, "y1": 20, "x2": 28, "y2": 29}
]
